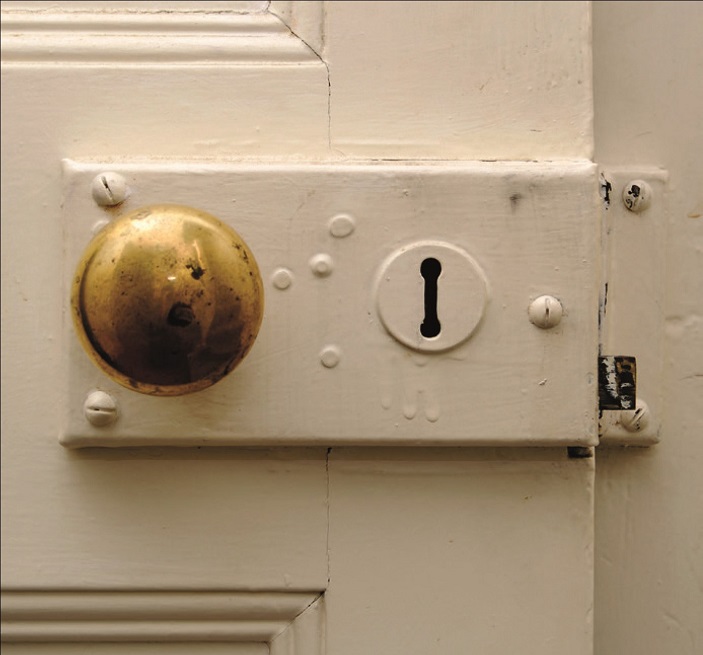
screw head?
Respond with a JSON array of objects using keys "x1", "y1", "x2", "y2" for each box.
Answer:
[
  {"x1": 620, "y1": 399, "x2": 650, "y2": 432},
  {"x1": 310, "y1": 253, "x2": 334, "y2": 277},
  {"x1": 622, "y1": 180, "x2": 652, "y2": 213},
  {"x1": 329, "y1": 214, "x2": 356, "y2": 238},
  {"x1": 271, "y1": 268, "x2": 293, "y2": 290},
  {"x1": 528, "y1": 295, "x2": 563, "y2": 329},
  {"x1": 91, "y1": 172, "x2": 129, "y2": 207},
  {"x1": 320, "y1": 345, "x2": 341, "y2": 368},
  {"x1": 83, "y1": 390, "x2": 118, "y2": 427}
]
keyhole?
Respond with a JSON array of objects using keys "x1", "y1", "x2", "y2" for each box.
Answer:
[{"x1": 420, "y1": 257, "x2": 442, "y2": 338}]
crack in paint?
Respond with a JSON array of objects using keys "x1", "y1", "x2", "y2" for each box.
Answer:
[
  {"x1": 269, "y1": 5, "x2": 333, "y2": 152},
  {"x1": 326, "y1": 446, "x2": 331, "y2": 586}
]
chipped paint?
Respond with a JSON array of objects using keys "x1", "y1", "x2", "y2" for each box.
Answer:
[{"x1": 599, "y1": 356, "x2": 636, "y2": 410}]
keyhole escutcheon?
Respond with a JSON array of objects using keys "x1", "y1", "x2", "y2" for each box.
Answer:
[
  {"x1": 420, "y1": 257, "x2": 442, "y2": 338},
  {"x1": 376, "y1": 240, "x2": 487, "y2": 353}
]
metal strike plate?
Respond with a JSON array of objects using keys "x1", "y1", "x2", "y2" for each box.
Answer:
[
  {"x1": 598, "y1": 167, "x2": 668, "y2": 446},
  {"x1": 61, "y1": 160, "x2": 600, "y2": 447}
]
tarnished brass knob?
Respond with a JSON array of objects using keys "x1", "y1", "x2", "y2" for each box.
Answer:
[{"x1": 72, "y1": 204, "x2": 264, "y2": 396}]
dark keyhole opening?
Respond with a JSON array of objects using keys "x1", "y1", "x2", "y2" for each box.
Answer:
[{"x1": 420, "y1": 257, "x2": 442, "y2": 338}]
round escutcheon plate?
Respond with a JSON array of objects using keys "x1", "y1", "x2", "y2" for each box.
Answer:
[{"x1": 375, "y1": 241, "x2": 488, "y2": 353}]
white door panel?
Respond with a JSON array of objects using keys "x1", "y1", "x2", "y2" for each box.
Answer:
[
  {"x1": 1, "y1": 2, "x2": 599, "y2": 653},
  {"x1": 327, "y1": 449, "x2": 594, "y2": 655}
]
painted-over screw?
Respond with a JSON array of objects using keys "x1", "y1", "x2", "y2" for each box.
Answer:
[
  {"x1": 329, "y1": 214, "x2": 356, "y2": 238},
  {"x1": 622, "y1": 180, "x2": 652, "y2": 213},
  {"x1": 620, "y1": 399, "x2": 650, "y2": 433},
  {"x1": 91, "y1": 172, "x2": 129, "y2": 207},
  {"x1": 310, "y1": 253, "x2": 334, "y2": 277},
  {"x1": 83, "y1": 390, "x2": 119, "y2": 427},
  {"x1": 271, "y1": 267, "x2": 293, "y2": 290},
  {"x1": 528, "y1": 295, "x2": 563, "y2": 329},
  {"x1": 320, "y1": 345, "x2": 341, "y2": 368}
]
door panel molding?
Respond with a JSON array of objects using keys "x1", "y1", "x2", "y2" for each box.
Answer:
[
  {"x1": 2, "y1": 591, "x2": 324, "y2": 653},
  {"x1": 0, "y1": 5, "x2": 318, "y2": 64},
  {"x1": 270, "y1": 1, "x2": 325, "y2": 56}
]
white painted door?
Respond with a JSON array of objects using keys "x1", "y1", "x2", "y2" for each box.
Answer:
[{"x1": 3, "y1": 2, "x2": 607, "y2": 653}]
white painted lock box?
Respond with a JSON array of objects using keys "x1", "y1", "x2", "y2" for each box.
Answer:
[{"x1": 61, "y1": 160, "x2": 600, "y2": 447}]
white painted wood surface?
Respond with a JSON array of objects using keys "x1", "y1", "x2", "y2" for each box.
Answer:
[
  {"x1": 326, "y1": 449, "x2": 594, "y2": 655},
  {"x1": 0, "y1": 448, "x2": 328, "y2": 590},
  {"x1": 5, "y1": 646, "x2": 265, "y2": 655},
  {"x1": 270, "y1": 1, "x2": 325, "y2": 56},
  {"x1": 0, "y1": 4, "x2": 329, "y2": 158},
  {"x1": 1, "y1": 10, "x2": 314, "y2": 64},
  {"x1": 1, "y1": 1, "x2": 268, "y2": 12},
  {"x1": 593, "y1": 3, "x2": 703, "y2": 654},
  {"x1": 2, "y1": 590, "x2": 323, "y2": 653},
  {"x1": 325, "y1": 1, "x2": 594, "y2": 160},
  {"x1": 1, "y1": 2, "x2": 599, "y2": 654}
]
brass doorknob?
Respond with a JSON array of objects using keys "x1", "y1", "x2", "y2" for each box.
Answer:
[{"x1": 71, "y1": 204, "x2": 264, "y2": 396}]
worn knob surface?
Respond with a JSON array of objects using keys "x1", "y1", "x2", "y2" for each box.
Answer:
[{"x1": 72, "y1": 204, "x2": 264, "y2": 396}]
